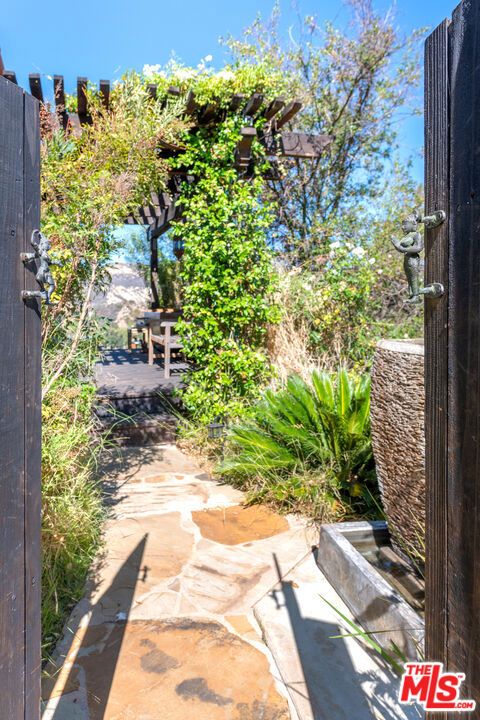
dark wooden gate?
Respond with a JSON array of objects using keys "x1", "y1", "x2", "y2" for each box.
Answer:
[
  {"x1": 0, "y1": 76, "x2": 41, "y2": 718},
  {"x1": 426, "y1": 1, "x2": 480, "y2": 713}
]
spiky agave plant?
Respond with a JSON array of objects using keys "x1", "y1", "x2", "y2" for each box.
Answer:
[{"x1": 218, "y1": 369, "x2": 377, "y2": 515}]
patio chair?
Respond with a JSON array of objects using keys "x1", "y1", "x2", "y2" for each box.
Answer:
[{"x1": 145, "y1": 310, "x2": 184, "y2": 377}]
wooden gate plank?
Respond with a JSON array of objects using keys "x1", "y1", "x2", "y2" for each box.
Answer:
[
  {"x1": 424, "y1": 17, "x2": 450, "y2": 685},
  {"x1": 447, "y1": 0, "x2": 480, "y2": 701},
  {"x1": 23, "y1": 91, "x2": 41, "y2": 720},
  {"x1": 0, "y1": 76, "x2": 26, "y2": 720}
]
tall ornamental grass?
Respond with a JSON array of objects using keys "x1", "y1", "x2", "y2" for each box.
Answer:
[{"x1": 41, "y1": 371, "x2": 105, "y2": 660}]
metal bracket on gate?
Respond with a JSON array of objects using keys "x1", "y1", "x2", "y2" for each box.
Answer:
[
  {"x1": 390, "y1": 209, "x2": 446, "y2": 303},
  {"x1": 421, "y1": 210, "x2": 446, "y2": 229},
  {"x1": 21, "y1": 229, "x2": 58, "y2": 305}
]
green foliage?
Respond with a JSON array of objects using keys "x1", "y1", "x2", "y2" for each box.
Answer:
[
  {"x1": 41, "y1": 380, "x2": 104, "y2": 660},
  {"x1": 36, "y1": 21, "x2": 425, "y2": 657},
  {"x1": 141, "y1": 60, "x2": 291, "y2": 421},
  {"x1": 273, "y1": 163, "x2": 424, "y2": 370},
  {"x1": 40, "y1": 75, "x2": 188, "y2": 399},
  {"x1": 101, "y1": 322, "x2": 128, "y2": 350},
  {"x1": 227, "y1": 1, "x2": 425, "y2": 263},
  {"x1": 281, "y1": 248, "x2": 377, "y2": 367},
  {"x1": 171, "y1": 118, "x2": 280, "y2": 422},
  {"x1": 41, "y1": 76, "x2": 186, "y2": 321},
  {"x1": 38, "y1": 62, "x2": 290, "y2": 655},
  {"x1": 321, "y1": 594, "x2": 409, "y2": 676},
  {"x1": 219, "y1": 369, "x2": 377, "y2": 517},
  {"x1": 156, "y1": 251, "x2": 183, "y2": 308},
  {"x1": 41, "y1": 316, "x2": 113, "y2": 660},
  {"x1": 143, "y1": 56, "x2": 292, "y2": 108}
]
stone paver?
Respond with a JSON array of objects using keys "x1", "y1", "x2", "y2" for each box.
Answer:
[
  {"x1": 42, "y1": 445, "x2": 307, "y2": 720},
  {"x1": 42, "y1": 444, "x2": 414, "y2": 720}
]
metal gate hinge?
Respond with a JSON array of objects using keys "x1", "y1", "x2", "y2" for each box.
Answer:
[
  {"x1": 419, "y1": 282, "x2": 444, "y2": 299},
  {"x1": 421, "y1": 210, "x2": 446, "y2": 229},
  {"x1": 21, "y1": 289, "x2": 48, "y2": 302}
]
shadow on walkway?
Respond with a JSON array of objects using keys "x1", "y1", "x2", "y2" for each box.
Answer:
[
  {"x1": 45, "y1": 535, "x2": 147, "y2": 719},
  {"x1": 270, "y1": 553, "x2": 415, "y2": 720}
]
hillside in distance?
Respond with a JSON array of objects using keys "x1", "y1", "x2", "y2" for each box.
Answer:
[{"x1": 91, "y1": 262, "x2": 150, "y2": 327}]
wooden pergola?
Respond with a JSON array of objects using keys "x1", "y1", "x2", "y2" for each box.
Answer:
[{"x1": 0, "y1": 51, "x2": 332, "y2": 308}]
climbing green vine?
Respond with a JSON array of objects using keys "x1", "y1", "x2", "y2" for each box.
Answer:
[
  {"x1": 171, "y1": 118, "x2": 280, "y2": 421},
  {"x1": 137, "y1": 59, "x2": 290, "y2": 421}
]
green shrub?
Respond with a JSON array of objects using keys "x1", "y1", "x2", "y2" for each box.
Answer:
[
  {"x1": 218, "y1": 369, "x2": 378, "y2": 518},
  {"x1": 41, "y1": 382, "x2": 104, "y2": 661}
]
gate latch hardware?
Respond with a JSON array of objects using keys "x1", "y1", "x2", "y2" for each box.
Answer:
[
  {"x1": 21, "y1": 229, "x2": 58, "y2": 305},
  {"x1": 391, "y1": 209, "x2": 446, "y2": 304}
]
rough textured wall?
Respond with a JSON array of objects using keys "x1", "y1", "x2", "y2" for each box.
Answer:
[{"x1": 370, "y1": 339, "x2": 425, "y2": 561}]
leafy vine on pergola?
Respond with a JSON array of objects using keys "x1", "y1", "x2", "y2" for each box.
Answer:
[
  {"x1": 0, "y1": 53, "x2": 332, "y2": 419},
  {"x1": 0, "y1": 59, "x2": 331, "y2": 280}
]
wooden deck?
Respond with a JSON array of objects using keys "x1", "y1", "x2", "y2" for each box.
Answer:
[
  {"x1": 95, "y1": 350, "x2": 189, "y2": 445},
  {"x1": 95, "y1": 349, "x2": 188, "y2": 400}
]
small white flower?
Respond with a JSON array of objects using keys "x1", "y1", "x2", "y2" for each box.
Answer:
[
  {"x1": 143, "y1": 63, "x2": 161, "y2": 78},
  {"x1": 369, "y1": 257, "x2": 376, "y2": 265},
  {"x1": 377, "y1": 268, "x2": 383, "y2": 275},
  {"x1": 176, "y1": 68, "x2": 197, "y2": 80},
  {"x1": 351, "y1": 246, "x2": 366, "y2": 258},
  {"x1": 330, "y1": 241, "x2": 341, "y2": 250},
  {"x1": 216, "y1": 69, "x2": 235, "y2": 81}
]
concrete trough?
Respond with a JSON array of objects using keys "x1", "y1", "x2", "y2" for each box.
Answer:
[{"x1": 317, "y1": 520, "x2": 424, "y2": 660}]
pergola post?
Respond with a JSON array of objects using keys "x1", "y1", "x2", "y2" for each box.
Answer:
[{"x1": 149, "y1": 227, "x2": 160, "y2": 310}]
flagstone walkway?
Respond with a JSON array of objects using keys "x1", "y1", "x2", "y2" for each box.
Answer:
[{"x1": 42, "y1": 444, "x2": 416, "y2": 720}]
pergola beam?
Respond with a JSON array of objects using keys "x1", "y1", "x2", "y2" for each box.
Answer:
[
  {"x1": 234, "y1": 127, "x2": 257, "y2": 173},
  {"x1": 185, "y1": 90, "x2": 197, "y2": 116},
  {"x1": 199, "y1": 102, "x2": 216, "y2": 124},
  {"x1": 262, "y1": 130, "x2": 333, "y2": 158},
  {"x1": 275, "y1": 100, "x2": 303, "y2": 129},
  {"x1": 147, "y1": 84, "x2": 157, "y2": 100},
  {"x1": 264, "y1": 97, "x2": 285, "y2": 121},
  {"x1": 99, "y1": 79, "x2": 110, "y2": 109},
  {"x1": 53, "y1": 75, "x2": 65, "y2": 107},
  {"x1": 280, "y1": 131, "x2": 332, "y2": 158},
  {"x1": 28, "y1": 74, "x2": 43, "y2": 103},
  {"x1": 229, "y1": 93, "x2": 245, "y2": 112},
  {"x1": 77, "y1": 76, "x2": 89, "y2": 124},
  {"x1": 3, "y1": 69, "x2": 17, "y2": 84},
  {"x1": 243, "y1": 93, "x2": 263, "y2": 118},
  {"x1": 53, "y1": 75, "x2": 69, "y2": 130}
]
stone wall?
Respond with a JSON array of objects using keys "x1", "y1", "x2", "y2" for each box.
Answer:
[{"x1": 370, "y1": 339, "x2": 425, "y2": 561}]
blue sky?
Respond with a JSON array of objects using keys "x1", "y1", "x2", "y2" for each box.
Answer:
[{"x1": 1, "y1": 0, "x2": 456, "y2": 183}]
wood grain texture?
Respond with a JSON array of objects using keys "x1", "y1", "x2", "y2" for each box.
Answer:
[
  {"x1": 0, "y1": 75, "x2": 26, "y2": 720},
  {"x1": 424, "y1": 19, "x2": 450, "y2": 700},
  {"x1": 23, "y1": 91, "x2": 41, "y2": 720},
  {"x1": 447, "y1": 0, "x2": 480, "y2": 704}
]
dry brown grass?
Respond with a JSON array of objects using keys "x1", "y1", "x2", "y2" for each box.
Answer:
[{"x1": 267, "y1": 272, "x2": 337, "y2": 385}]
